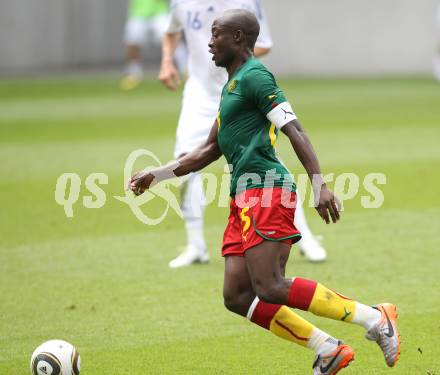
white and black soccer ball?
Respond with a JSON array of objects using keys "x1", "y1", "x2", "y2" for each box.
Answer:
[{"x1": 30, "y1": 340, "x2": 81, "y2": 375}]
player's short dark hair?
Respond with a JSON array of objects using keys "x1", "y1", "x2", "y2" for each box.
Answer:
[{"x1": 219, "y1": 9, "x2": 260, "y2": 49}]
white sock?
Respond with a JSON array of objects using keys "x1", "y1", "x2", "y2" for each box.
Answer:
[
  {"x1": 294, "y1": 191, "x2": 314, "y2": 241},
  {"x1": 308, "y1": 328, "x2": 338, "y2": 355},
  {"x1": 351, "y1": 303, "x2": 381, "y2": 331},
  {"x1": 181, "y1": 173, "x2": 206, "y2": 252},
  {"x1": 294, "y1": 190, "x2": 321, "y2": 252},
  {"x1": 186, "y1": 224, "x2": 206, "y2": 253},
  {"x1": 125, "y1": 60, "x2": 143, "y2": 78}
]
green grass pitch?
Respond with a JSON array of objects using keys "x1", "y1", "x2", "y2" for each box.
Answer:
[{"x1": 0, "y1": 76, "x2": 439, "y2": 374}]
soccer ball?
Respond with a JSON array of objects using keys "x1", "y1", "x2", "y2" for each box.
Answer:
[{"x1": 30, "y1": 340, "x2": 81, "y2": 375}]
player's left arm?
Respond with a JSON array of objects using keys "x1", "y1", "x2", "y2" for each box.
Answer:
[
  {"x1": 280, "y1": 120, "x2": 340, "y2": 224},
  {"x1": 243, "y1": 69, "x2": 339, "y2": 224},
  {"x1": 128, "y1": 120, "x2": 222, "y2": 196}
]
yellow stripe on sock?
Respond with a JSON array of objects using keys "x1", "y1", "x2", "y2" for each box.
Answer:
[
  {"x1": 269, "y1": 306, "x2": 314, "y2": 347},
  {"x1": 308, "y1": 283, "x2": 356, "y2": 322}
]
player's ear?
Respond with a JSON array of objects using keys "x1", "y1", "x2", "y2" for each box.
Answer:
[{"x1": 233, "y1": 29, "x2": 244, "y2": 43}]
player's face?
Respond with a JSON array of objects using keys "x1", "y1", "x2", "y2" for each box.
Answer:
[{"x1": 209, "y1": 22, "x2": 236, "y2": 67}]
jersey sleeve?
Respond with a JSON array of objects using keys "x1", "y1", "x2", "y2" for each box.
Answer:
[
  {"x1": 241, "y1": 68, "x2": 297, "y2": 129},
  {"x1": 167, "y1": 2, "x2": 183, "y2": 33},
  {"x1": 253, "y1": 0, "x2": 273, "y2": 49}
]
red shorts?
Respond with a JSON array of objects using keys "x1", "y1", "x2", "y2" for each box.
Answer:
[{"x1": 221, "y1": 188, "x2": 302, "y2": 257}]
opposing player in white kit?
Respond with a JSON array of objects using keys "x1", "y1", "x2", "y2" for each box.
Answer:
[{"x1": 159, "y1": 0, "x2": 327, "y2": 268}]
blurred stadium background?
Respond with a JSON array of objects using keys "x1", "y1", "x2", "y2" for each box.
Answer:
[
  {"x1": 0, "y1": 0, "x2": 439, "y2": 76},
  {"x1": 1, "y1": 1, "x2": 440, "y2": 375}
]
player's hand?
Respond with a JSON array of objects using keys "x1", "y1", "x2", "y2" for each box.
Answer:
[
  {"x1": 127, "y1": 171, "x2": 155, "y2": 196},
  {"x1": 158, "y1": 62, "x2": 181, "y2": 91},
  {"x1": 315, "y1": 186, "x2": 341, "y2": 224}
]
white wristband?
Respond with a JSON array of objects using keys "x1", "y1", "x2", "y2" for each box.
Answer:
[{"x1": 266, "y1": 101, "x2": 297, "y2": 130}]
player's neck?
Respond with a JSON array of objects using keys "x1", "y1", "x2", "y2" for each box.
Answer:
[{"x1": 226, "y1": 51, "x2": 253, "y2": 79}]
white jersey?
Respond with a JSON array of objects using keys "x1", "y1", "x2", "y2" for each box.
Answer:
[
  {"x1": 168, "y1": 0, "x2": 273, "y2": 101},
  {"x1": 169, "y1": 0, "x2": 273, "y2": 157}
]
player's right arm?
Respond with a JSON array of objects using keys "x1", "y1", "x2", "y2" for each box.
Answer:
[
  {"x1": 253, "y1": 0, "x2": 273, "y2": 58},
  {"x1": 128, "y1": 120, "x2": 222, "y2": 195},
  {"x1": 158, "y1": 31, "x2": 182, "y2": 90},
  {"x1": 158, "y1": 1, "x2": 184, "y2": 90}
]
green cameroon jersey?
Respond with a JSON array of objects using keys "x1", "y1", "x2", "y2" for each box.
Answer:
[
  {"x1": 217, "y1": 57, "x2": 296, "y2": 196},
  {"x1": 129, "y1": 0, "x2": 168, "y2": 19}
]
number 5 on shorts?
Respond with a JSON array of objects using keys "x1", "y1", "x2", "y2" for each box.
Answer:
[{"x1": 240, "y1": 207, "x2": 251, "y2": 241}]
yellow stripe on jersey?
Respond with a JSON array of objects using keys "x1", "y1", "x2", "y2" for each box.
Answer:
[
  {"x1": 217, "y1": 112, "x2": 221, "y2": 129},
  {"x1": 269, "y1": 123, "x2": 277, "y2": 146}
]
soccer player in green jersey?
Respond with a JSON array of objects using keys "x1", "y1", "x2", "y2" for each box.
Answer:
[{"x1": 129, "y1": 9, "x2": 401, "y2": 374}]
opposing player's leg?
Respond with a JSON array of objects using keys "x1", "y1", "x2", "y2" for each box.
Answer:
[
  {"x1": 121, "y1": 18, "x2": 148, "y2": 90},
  {"x1": 169, "y1": 172, "x2": 208, "y2": 268},
  {"x1": 169, "y1": 94, "x2": 218, "y2": 267},
  {"x1": 295, "y1": 191, "x2": 327, "y2": 262},
  {"x1": 150, "y1": 13, "x2": 169, "y2": 45},
  {"x1": 245, "y1": 240, "x2": 400, "y2": 367}
]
